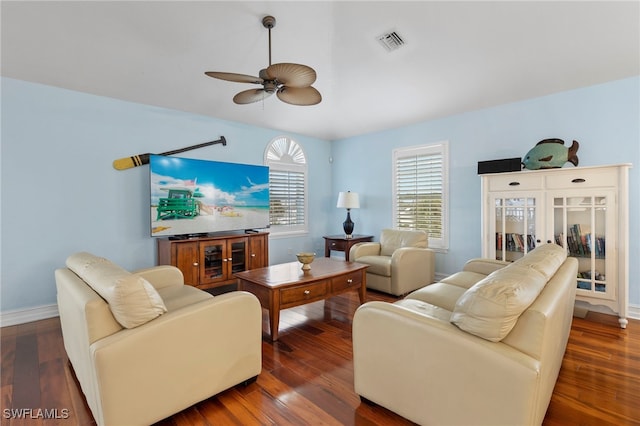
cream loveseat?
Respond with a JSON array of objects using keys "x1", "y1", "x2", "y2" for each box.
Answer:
[
  {"x1": 55, "y1": 252, "x2": 262, "y2": 426},
  {"x1": 353, "y1": 244, "x2": 578, "y2": 426},
  {"x1": 350, "y1": 228, "x2": 435, "y2": 295}
]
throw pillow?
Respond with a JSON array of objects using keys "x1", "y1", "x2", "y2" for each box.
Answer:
[
  {"x1": 66, "y1": 252, "x2": 167, "y2": 328},
  {"x1": 450, "y1": 264, "x2": 547, "y2": 342}
]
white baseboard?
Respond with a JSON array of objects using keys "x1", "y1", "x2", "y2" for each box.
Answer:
[
  {"x1": 628, "y1": 304, "x2": 640, "y2": 321},
  {"x1": 0, "y1": 304, "x2": 59, "y2": 327}
]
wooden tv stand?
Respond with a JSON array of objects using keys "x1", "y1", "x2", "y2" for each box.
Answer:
[{"x1": 157, "y1": 232, "x2": 269, "y2": 290}]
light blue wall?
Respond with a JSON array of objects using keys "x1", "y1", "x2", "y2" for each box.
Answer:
[
  {"x1": 2, "y1": 76, "x2": 638, "y2": 315},
  {"x1": 331, "y1": 76, "x2": 639, "y2": 306},
  {"x1": 1, "y1": 77, "x2": 332, "y2": 312}
]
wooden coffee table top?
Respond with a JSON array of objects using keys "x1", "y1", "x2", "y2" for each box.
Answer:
[{"x1": 235, "y1": 257, "x2": 368, "y2": 289}]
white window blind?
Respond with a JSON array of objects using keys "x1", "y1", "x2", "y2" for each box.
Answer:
[
  {"x1": 269, "y1": 169, "x2": 305, "y2": 226},
  {"x1": 393, "y1": 142, "x2": 449, "y2": 250},
  {"x1": 264, "y1": 137, "x2": 308, "y2": 235}
]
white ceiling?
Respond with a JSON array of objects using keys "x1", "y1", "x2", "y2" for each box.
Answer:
[{"x1": 2, "y1": 1, "x2": 639, "y2": 141}]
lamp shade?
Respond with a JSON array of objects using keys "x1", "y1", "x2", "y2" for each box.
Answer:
[{"x1": 336, "y1": 191, "x2": 360, "y2": 209}]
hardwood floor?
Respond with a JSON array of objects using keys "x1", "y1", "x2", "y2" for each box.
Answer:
[{"x1": 2, "y1": 290, "x2": 639, "y2": 425}]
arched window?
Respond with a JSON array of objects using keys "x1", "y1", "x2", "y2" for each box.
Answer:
[{"x1": 264, "y1": 136, "x2": 308, "y2": 235}]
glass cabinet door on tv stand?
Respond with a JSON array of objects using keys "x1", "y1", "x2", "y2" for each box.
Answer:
[{"x1": 199, "y1": 237, "x2": 249, "y2": 286}]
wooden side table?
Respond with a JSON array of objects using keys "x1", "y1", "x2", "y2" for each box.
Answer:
[{"x1": 323, "y1": 235, "x2": 374, "y2": 261}]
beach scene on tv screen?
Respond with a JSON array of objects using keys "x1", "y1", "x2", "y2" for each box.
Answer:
[{"x1": 150, "y1": 156, "x2": 269, "y2": 237}]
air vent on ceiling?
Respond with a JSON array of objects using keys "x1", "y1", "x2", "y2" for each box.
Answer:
[{"x1": 377, "y1": 31, "x2": 406, "y2": 52}]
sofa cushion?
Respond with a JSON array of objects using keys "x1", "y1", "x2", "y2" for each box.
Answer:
[
  {"x1": 394, "y1": 298, "x2": 453, "y2": 322},
  {"x1": 439, "y1": 271, "x2": 488, "y2": 290},
  {"x1": 380, "y1": 229, "x2": 427, "y2": 256},
  {"x1": 405, "y1": 283, "x2": 467, "y2": 312},
  {"x1": 450, "y1": 264, "x2": 548, "y2": 342},
  {"x1": 510, "y1": 243, "x2": 567, "y2": 280},
  {"x1": 450, "y1": 244, "x2": 567, "y2": 342},
  {"x1": 66, "y1": 252, "x2": 167, "y2": 328}
]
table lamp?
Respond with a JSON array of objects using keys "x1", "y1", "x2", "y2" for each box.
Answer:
[{"x1": 336, "y1": 191, "x2": 360, "y2": 238}]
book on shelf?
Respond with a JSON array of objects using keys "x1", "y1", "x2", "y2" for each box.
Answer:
[
  {"x1": 557, "y1": 225, "x2": 605, "y2": 258},
  {"x1": 495, "y1": 232, "x2": 536, "y2": 252}
]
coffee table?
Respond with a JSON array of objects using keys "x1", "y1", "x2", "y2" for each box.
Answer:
[{"x1": 235, "y1": 258, "x2": 368, "y2": 341}]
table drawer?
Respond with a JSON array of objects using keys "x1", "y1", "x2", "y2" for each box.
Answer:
[
  {"x1": 328, "y1": 239, "x2": 347, "y2": 251},
  {"x1": 280, "y1": 281, "x2": 328, "y2": 305},
  {"x1": 332, "y1": 271, "x2": 363, "y2": 292}
]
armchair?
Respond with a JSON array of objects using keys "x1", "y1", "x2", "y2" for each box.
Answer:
[
  {"x1": 55, "y1": 252, "x2": 262, "y2": 426},
  {"x1": 349, "y1": 228, "x2": 435, "y2": 296}
]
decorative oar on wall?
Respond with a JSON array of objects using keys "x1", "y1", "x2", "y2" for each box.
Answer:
[{"x1": 112, "y1": 136, "x2": 227, "y2": 170}]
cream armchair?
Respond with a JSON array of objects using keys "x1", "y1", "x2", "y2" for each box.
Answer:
[
  {"x1": 349, "y1": 228, "x2": 435, "y2": 296},
  {"x1": 55, "y1": 252, "x2": 262, "y2": 426}
]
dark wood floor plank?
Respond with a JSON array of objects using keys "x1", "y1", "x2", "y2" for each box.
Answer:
[
  {"x1": 195, "y1": 397, "x2": 243, "y2": 425},
  {"x1": 62, "y1": 360, "x2": 96, "y2": 426},
  {"x1": 215, "y1": 387, "x2": 276, "y2": 425},
  {"x1": 38, "y1": 358, "x2": 75, "y2": 426},
  {"x1": 10, "y1": 329, "x2": 41, "y2": 410},
  {"x1": 1, "y1": 292, "x2": 638, "y2": 426},
  {"x1": 240, "y1": 387, "x2": 299, "y2": 426},
  {"x1": 270, "y1": 364, "x2": 355, "y2": 425},
  {"x1": 258, "y1": 368, "x2": 342, "y2": 425},
  {"x1": 1, "y1": 329, "x2": 17, "y2": 387}
]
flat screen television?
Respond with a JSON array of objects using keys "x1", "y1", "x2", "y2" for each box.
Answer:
[{"x1": 149, "y1": 155, "x2": 270, "y2": 237}]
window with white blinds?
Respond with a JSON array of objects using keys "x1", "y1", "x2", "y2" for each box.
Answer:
[
  {"x1": 269, "y1": 169, "x2": 305, "y2": 227},
  {"x1": 392, "y1": 142, "x2": 449, "y2": 250},
  {"x1": 264, "y1": 137, "x2": 308, "y2": 235}
]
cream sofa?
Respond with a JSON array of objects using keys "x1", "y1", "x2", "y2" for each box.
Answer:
[
  {"x1": 55, "y1": 252, "x2": 262, "y2": 426},
  {"x1": 353, "y1": 244, "x2": 578, "y2": 426},
  {"x1": 349, "y1": 228, "x2": 435, "y2": 295}
]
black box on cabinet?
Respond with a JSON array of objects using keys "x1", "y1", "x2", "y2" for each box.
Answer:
[{"x1": 477, "y1": 158, "x2": 522, "y2": 175}]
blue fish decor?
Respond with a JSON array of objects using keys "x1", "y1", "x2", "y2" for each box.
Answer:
[{"x1": 522, "y1": 139, "x2": 579, "y2": 170}]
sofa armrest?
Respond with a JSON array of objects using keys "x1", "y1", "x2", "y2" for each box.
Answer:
[
  {"x1": 132, "y1": 265, "x2": 184, "y2": 290},
  {"x1": 350, "y1": 242, "x2": 381, "y2": 260},
  {"x1": 389, "y1": 247, "x2": 435, "y2": 293},
  {"x1": 90, "y1": 291, "x2": 262, "y2": 426},
  {"x1": 353, "y1": 301, "x2": 540, "y2": 426},
  {"x1": 462, "y1": 258, "x2": 509, "y2": 276}
]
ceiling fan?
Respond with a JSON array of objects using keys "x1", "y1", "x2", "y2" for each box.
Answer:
[{"x1": 205, "y1": 15, "x2": 321, "y2": 106}]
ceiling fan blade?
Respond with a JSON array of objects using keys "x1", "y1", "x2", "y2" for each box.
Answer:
[
  {"x1": 204, "y1": 71, "x2": 263, "y2": 84},
  {"x1": 233, "y1": 88, "x2": 274, "y2": 104},
  {"x1": 266, "y1": 63, "x2": 317, "y2": 88},
  {"x1": 277, "y1": 86, "x2": 322, "y2": 106}
]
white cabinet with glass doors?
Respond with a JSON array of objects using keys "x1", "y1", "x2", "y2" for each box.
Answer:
[{"x1": 481, "y1": 164, "x2": 630, "y2": 328}]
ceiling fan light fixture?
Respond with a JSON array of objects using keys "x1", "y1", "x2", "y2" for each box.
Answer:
[
  {"x1": 263, "y1": 81, "x2": 278, "y2": 93},
  {"x1": 204, "y1": 15, "x2": 321, "y2": 106}
]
